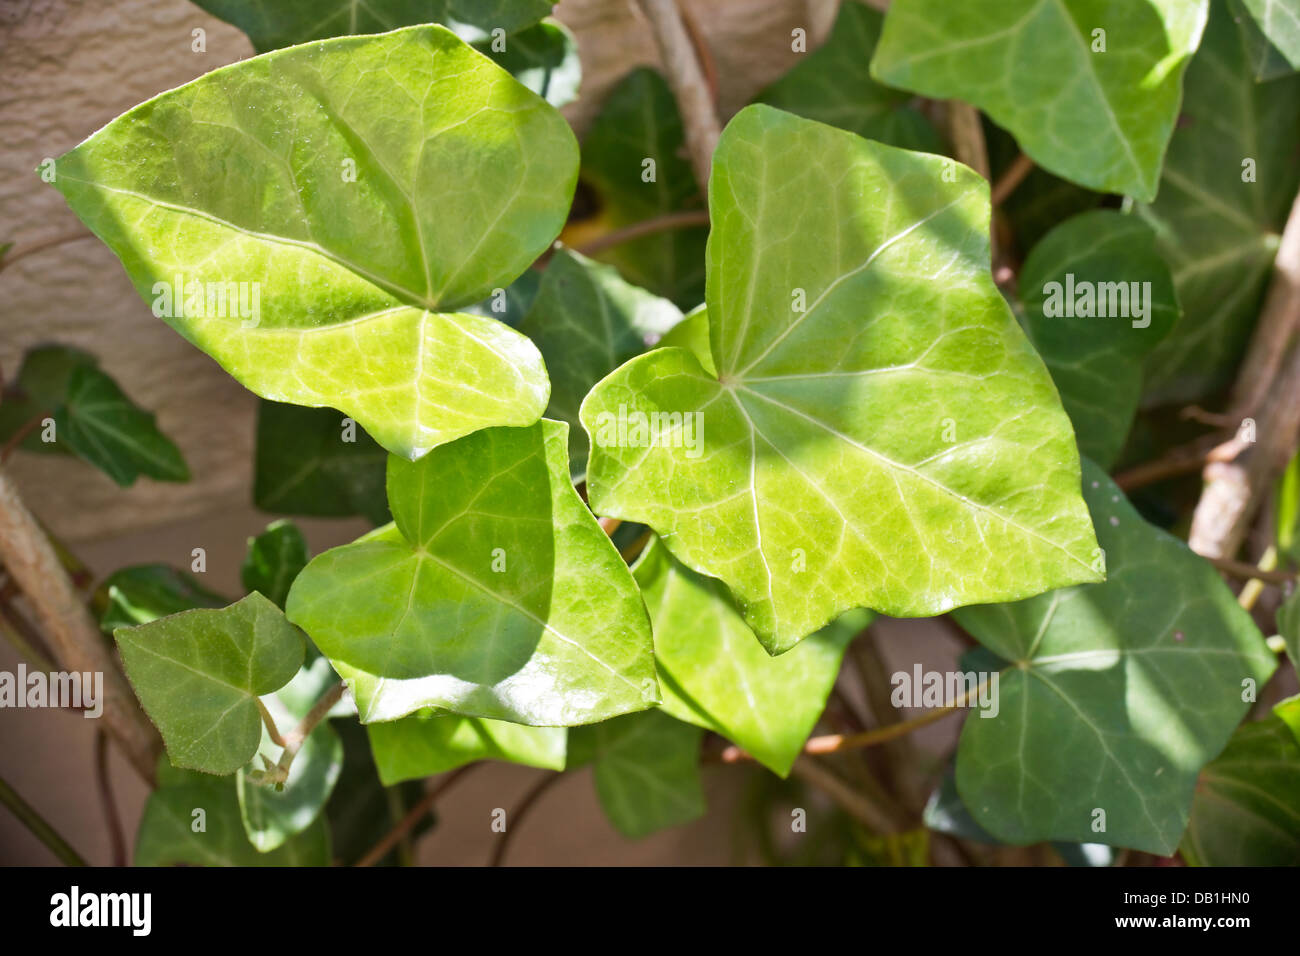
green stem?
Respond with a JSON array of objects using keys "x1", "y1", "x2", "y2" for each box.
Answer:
[{"x1": 0, "y1": 775, "x2": 87, "y2": 866}]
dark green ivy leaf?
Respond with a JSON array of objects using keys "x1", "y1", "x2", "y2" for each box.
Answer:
[
  {"x1": 96, "y1": 564, "x2": 228, "y2": 634},
  {"x1": 756, "y1": 0, "x2": 940, "y2": 151},
  {"x1": 254, "y1": 401, "x2": 389, "y2": 526},
  {"x1": 954, "y1": 460, "x2": 1275, "y2": 855},
  {"x1": 1017, "y1": 210, "x2": 1180, "y2": 468},
  {"x1": 569, "y1": 709, "x2": 705, "y2": 839},
  {"x1": 519, "y1": 248, "x2": 682, "y2": 479},
  {"x1": 116, "y1": 593, "x2": 306, "y2": 775},
  {"x1": 241, "y1": 519, "x2": 310, "y2": 609}
]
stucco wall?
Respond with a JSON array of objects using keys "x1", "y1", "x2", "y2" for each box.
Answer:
[{"x1": 1, "y1": 0, "x2": 835, "y2": 542}]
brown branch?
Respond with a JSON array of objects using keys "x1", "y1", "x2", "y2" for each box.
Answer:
[
  {"x1": 1206, "y1": 555, "x2": 1296, "y2": 584},
  {"x1": 94, "y1": 730, "x2": 127, "y2": 867},
  {"x1": 790, "y1": 757, "x2": 896, "y2": 833},
  {"x1": 0, "y1": 469, "x2": 159, "y2": 783},
  {"x1": 946, "y1": 101, "x2": 990, "y2": 181},
  {"x1": 355, "y1": 765, "x2": 476, "y2": 867},
  {"x1": 635, "y1": 0, "x2": 721, "y2": 194},
  {"x1": 1230, "y1": 190, "x2": 1300, "y2": 418},
  {"x1": 490, "y1": 772, "x2": 562, "y2": 867},
  {"x1": 0, "y1": 230, "x2": 95, "y2": 274},
  {"x1": 991, "y1": 153, "x2": 1035, "y2": 206},
  {"x1": 574, "y1": 210, "x2": 710, "y2": 258},
  {"x1": 0, "y1": 410, "x2": 49, "y2": 464},
  {"x1": 1114, "y1": 433, "x2": 1240, "y2": 491}
]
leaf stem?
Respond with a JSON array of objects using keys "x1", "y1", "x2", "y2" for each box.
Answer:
[
  {"x1": 990, "y1": 152, "x2": 1035, "y2": 206},
  {"x1": 93, "y1": 730, "x2": 127, "y2": 867},
  {"x1": 355, "y1": 765, "x2": 477, "y2": 867},
  {"x1": 257, "y1": 681, "x2": 345, "y2": 786},
  {"x1": 0, "y1": 230, "x2": 95, "y2": 274},
  {"x1": 0, "y1": 774, "x2": 87, "y2": 866},
  {"x1": 490, "y1": 772, "x2": 562, "y2": 866},
  {"x1": 0, "y1": 410, "x2": 49, "y2": 464},
  {"x1": 574, "y1": 210, "x2": 710, "y2": 258}
]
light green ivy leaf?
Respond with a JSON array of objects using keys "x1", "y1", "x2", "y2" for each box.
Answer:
[
  {"x1": 756, "y1": 0, "x2": 940, "y2": 151},
  {"x1": 136, "y1": 763, "x2": 330, "y2": 865},
  {"x1": 519, "y1": 248, "x2": 682, "y2": 480},
  {"x1": 954, "y1": 460, "x2": 1276, "y2": 855},
  {"x1": 580, "y1": 68, "x2": 708, "y2": 309},
  {"x1": 871, "y1": 0, "x2": 1207, "y2": 200},
  {"x1": 569, "y1": 709, "x2": 705, "y2": 839},
  {"x1": 241, "y1": 519, "x2": 309, "y2": 610},
  {"x1": 582, "y1": 105, "x2": 1101, "y2": 654},
  {"x1": 1180, "y1": 699, "x2": 1300, "y2": 865},
  {"x1": 286, "y1": 419, "x2": 658, "y2": 725},
  {"x1": 51, "y1": 25, "x2": 578, "y2": 459},
  {"x1": 635, "y1": 537, "x2": 869, "y2": 776},
  {"x1": 116, "y1": 592, "x2": 306, "y2": 775},
  {"x1": 190, "y1": 0, "x2": 556, "y2": 52},
  {"x1": 367, "y1": 710, "x2": 566, "y2": 784},
  {"x1": 1017, "y1": 210, "x2": 1179, "y2": 468},
  {"x1": 1138, "y1": 1, "x2": 1300, "y2": 403}
]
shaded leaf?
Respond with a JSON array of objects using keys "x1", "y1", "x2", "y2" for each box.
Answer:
[
  {"x1": 634, "y1": 537, "x2": 869, "y2": 776},
  {"x1": 97, "y1": 564, "x2": 228, "y2": 634},
  {"x1": 954, "y1": 461, "x2": 1276, "y2": 855},
  {"x1": 51, "y1": 26, "x2": 578, "y2": 459},
  {"x1": 579, "y1": 68, "x2": 708, "y2": 309},
  {"x1": 325, "y1": 719, "x2": 428, "y2": 866},
  {"x1": 367, "y1": 710, "x2": 566, "y2": 784},
  {"x1": 286, "y1": 419, "x2": 658, "y2": 725},
  {"x1": 484, "y1": 19, "x2": 580, "y2": 108},
  {"x1": 135, "y1": 763, "x2": 329, "y2": 865},
  {"x1": 190, "y1": 0, "x2": 557, "y2": 53},
  {"x1": 518, "y1": 248, "x2": 681, "y2": 479},
  {"x1": 872, "y1": 0, "x2": 1207, "y2": 200},
  {"x1": 582, "y1": 105, "x2": 1100, "y2": 653},
  {"x1": 757, "y1": 0, "x2": 940, "y2": 151},
  {"x1": 254, "y1": 401, "x2": 389, "y2": 526},
  {"x1": 1236, "y1": 0, "x2": 1300, "y2": 72},
  {"x1": 1017, "y1": 210, "x2": 1179, "y2": 467},
  {"x1": 569, "y1": 709, "x2": 704, "y2": 838},
  {"x1": 0, "y1": 344, "x2": 95, "y2": 456},
  {"x1": 116, "y1": 593, "x2": 305, "y2": 775},
  {"x1": 1280, "y1": 588, "x2": 1300, "y2": 671},
  {"x1": 241, "y1": 519, "x2": 309, "y2": 609},
  {"x1": 1180, "y1": 699, "x2": 1300, "y2": 865},
  {"x1": 1137, "y1": 2, "x2": 1300, "y2": 403}
]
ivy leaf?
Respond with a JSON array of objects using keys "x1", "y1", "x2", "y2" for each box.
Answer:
[
  {"x1": 0, "y1": 345, "x2": 94, "y2": 457},
  {"x1": 1138, "y1": 3, "x2": 1300, "y2": 403},
  {"x1": 954, "y1": 461, "x2": 1276, "y2": 855},
  {"x1": 367, "y1": 710, "x2": 566, "y2": 784},
  {"x1": 463, "y1": 270, "x2": 542, "y2": 328},
  {"x1": 634, "y1": 537, "x2": 869, "y2": 776},
  {"x1": 254, "y1": 401, "x2": 389, "y2": 526},
  {"x1": 0, "y1": 345, "x2": 187, "y2": 485},
  {"x1": 519, "y1": 248, "x2": 682, "y2": 479},
  {"x1": 579, "y1": 68, "x2": 708, "y2": 309},
  {"x1": 242, "y1": 519, "x2": 309, "y2": 610},
  {"x1": 871, "y1": 0, "x2": 1207, "y2": 200},
  {"x1": 1235, "y1": 0, "x2": 1300, "y2": 73},
  {"x1": 1180, "y1": 700, "x2": 1300, "y2": 865},
  {"x1": 581, "y1": 105, "x2": 1101, "y2": 654},
  {"x1": 97, "y1": 564, "x2": 228, "y2": 634},
  {"x1": 190, "y1": 0, "x2": 556, "y2": 53},
  {"x1": 286, "y1": 419, "x2": 658, "y2": 725},
  {"x1": 485, "y1": 20, "x2": 581, "y2": 108},
  {"x1": 115, "y1": 593, "x2": 306, "y2": 775},
  {"x1": 756, "y1": 0, "x2": 940, "y2": 152},
  {"x1": 236, "y1": 684, "x2": 343, "y2": 853},
  {"x1": 569, "y1": 710, "x2": 705, "y2": 838},
  {"x1": 1017, "y1": 210, "x2": 1180, "y2": 468},
  {"x1": 51, "y1": 25, "x2": 579, "y2": 459},
  {"x1": 135, "y1": 764, "x2": 330, "y2": 866}
]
